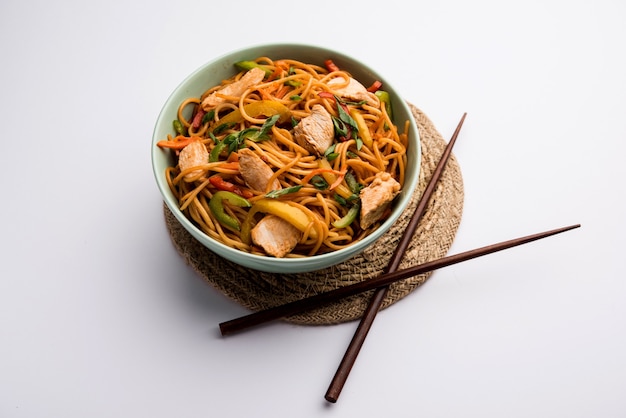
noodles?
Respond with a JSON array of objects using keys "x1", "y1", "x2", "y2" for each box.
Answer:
[{"x1": 158, "y1": 57, "x2": 409, "y2": 258}]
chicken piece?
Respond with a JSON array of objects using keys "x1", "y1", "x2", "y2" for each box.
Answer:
[
  {"x1": 359, "y1": 171, "x2": 401, "y2": 229},
  {"x1": 238, "y1": 148, "x2": 281, "y2": 192},
  {"x1": 251, "y1": 215, "x2": 303, "y2": 258},
  {"x1": 293, "y1": 104, "x2": 334, "y2": 155},
  {"x1": 178, "y1": 141, "x2": 209, "y2": 181},
  {"x1": 327, "y1": 76, "x2": 380, "y2": 107},
  {"x1": 201, "y1": 67, "x2": 266, "y2": 110}
]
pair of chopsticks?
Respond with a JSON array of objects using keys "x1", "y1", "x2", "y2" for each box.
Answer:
[
  {"x1": 325, "y1": 112, "x2": 466, "y2": 402},
  {"x1": 218, "y1": 113, "x2": 581, "y2": 403}
]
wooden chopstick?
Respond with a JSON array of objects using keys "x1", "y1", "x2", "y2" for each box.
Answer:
[
  {"x1": 219, "y1": 223, "x2": 580, "y2": 336},
  {"x1": 325, "y1": 113, "x2": 466, "y2": 403}
]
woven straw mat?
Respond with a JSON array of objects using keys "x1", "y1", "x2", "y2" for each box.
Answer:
[{"x1": 163, "y1": 104, "x2": 464, "y2": 325}]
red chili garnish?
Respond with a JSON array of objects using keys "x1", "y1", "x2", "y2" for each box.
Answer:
[
  {"x1": 191, "y1": 108, "x2": 206, "y2": 129},
  {"x1": 324, "y1": 59, "x2": 340, "y2": 73},
  {"x1": 366, "y1": 80, "x2": 383, "y2": 93},
  {"x1": 318, "y1": 91, "x2": 335, "y2": 99},
  {"x1": 209, "y1": 176, "x2": 253, "y2": 199}
]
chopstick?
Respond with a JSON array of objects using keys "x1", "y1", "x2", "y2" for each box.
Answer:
[
  {"x1": 325, "y1": 112, "x2": 466, "y2": 403},
  {"x1": 219, "y1": 223, "x2": 580, "y2": 336}
]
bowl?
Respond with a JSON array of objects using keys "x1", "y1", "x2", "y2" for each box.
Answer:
[{"x1": 151, "y1": 43, "x2": 421, "y2": 273}]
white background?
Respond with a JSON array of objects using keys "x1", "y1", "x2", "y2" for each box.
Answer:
[{"x1": 1, "y1": 0, "x2": 625, "y2": 417}]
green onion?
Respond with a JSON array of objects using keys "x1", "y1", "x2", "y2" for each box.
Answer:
[
  {"x1": 311, "y1": 175, "x2": 328, "y2": 190},
  {"x1": 201, "y1": 110, "x2": 215, "y2": 125},
  {"x1": 173, "y1": 119, "x2": 186, "y2": 135},
  {"x1": 345, "y1": 171, "x2": 363, "y2": 194},
  {"x1": 265, "y1": 185, "x2": 303, "y2": 198},
  {"x1": 213, "y1": 122, "x2": 235, "y2": 135}
]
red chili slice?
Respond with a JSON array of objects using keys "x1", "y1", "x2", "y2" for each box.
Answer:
[{"x1": 324, "y1": 59, "x2": 340, "y2": 72}]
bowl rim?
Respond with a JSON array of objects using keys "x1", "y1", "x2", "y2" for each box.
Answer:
[{"x1": 151, "y1": 43, "x2": 421, "y2": 273}]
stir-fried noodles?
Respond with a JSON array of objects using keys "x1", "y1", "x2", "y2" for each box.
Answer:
[{"x1": 156, "y1": 57, "x2": 409, "y2": 258}]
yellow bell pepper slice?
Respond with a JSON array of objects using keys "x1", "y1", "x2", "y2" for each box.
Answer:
[
  {"x1": 217, "y1": 100, "x2": 291, "y2": 126},
  {"x1": 319, "y1": 159, "x2": 353, "y2": 199},
  {"x1": 349, "y1": 109, "x2": 373, "y2": 148},
  {"x1": 240, "y1": 198, "x2": 318, "y2": 244}
]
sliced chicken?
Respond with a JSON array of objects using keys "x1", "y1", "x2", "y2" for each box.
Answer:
[
  {"x1": 201, "y1": 67, "x2": 266, "y2": 110},
  {"x1": 359, "y1": 171, "x2": 401, "y2": 229},
  {"x1": 251, "y1": 215, "x2": 302, "y2": 258},
  {"x1": 178, "y1": 141, "x2": 209, "y2": 181},
  {"x1": 327, "y1": 76, "x2": 380, "y2": 107},
  {"x1": 293, "y1": 104, "x2": 334, "y2": 155},
  {"x1": 238, "y1": 148, "x2": 281, "y2": 192}
]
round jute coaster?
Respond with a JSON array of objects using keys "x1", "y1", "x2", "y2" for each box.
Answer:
[{"x1": 163, "y1": 104, "x2": 464, "y2": 325}]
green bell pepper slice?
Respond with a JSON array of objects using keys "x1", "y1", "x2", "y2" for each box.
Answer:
[
  {"x1": 209, "y1": 140, "x2": 229, "y2": 162},
  {"x1": 332, "y1": 202, "x2": 361, "y2": 229},
  {"x1": 209, "y1": 191, "x2": 251, "y2": 231},
  {"x1": 375, "y1": 90, "x2": 393, "y2": 130},
  {"x1": 234, "y1": 61, "x2": 273, "y2": 77},
  {"x1": 375, "y1": 90, "x2": 393, "y2": 120}
]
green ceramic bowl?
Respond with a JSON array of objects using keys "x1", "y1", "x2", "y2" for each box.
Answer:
[{"x1": 152, "y1": 43, "x2": 421, "y2": 273}]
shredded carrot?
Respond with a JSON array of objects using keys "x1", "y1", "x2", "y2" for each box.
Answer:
[
  {"x1": 267, "y1": 66, "x2": 283, "y2": 81},
  {"x1": 156, "y1": 135, "x2": 201, "y2": 149},
  {"x1": 258, "y1": 82, "x2": 282, "y2": 100},
  {"x1": 275, "y1": 85, "x2": 291, "y2": 99},
  {"x1": 271, "y1": 60, "x2": 290, "y2": 78},
  {"x1": 274, "y1": 60, "x2": 290, "y2": 70},
  {"x1": 219, "y1": 161, "x2": 240, "y2": 170},
  {"x1": 329, "y1": 173, "x2": 346, "y2": 190},
  {"x1": 258, "y1": 88, "x2": 274, "y2": 100}
]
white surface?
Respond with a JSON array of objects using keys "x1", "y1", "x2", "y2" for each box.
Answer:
[{"x1": 1, "y1": 0, "x2": 625, "y2": 417}]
